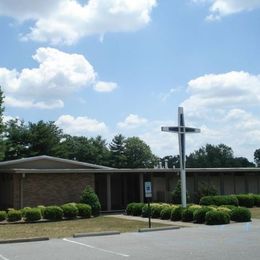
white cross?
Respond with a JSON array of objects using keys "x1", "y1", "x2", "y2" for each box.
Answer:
[{"x1": 161, "y1": 107, "x2": 200, "y2": 207}]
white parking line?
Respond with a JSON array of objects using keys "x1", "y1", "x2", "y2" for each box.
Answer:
[
  {"x1": 0, "y1": 254, "x2": 9, "y2": 260},
  {"x1": 63, "y1": 238, "x2": 129, "y2": 258}
]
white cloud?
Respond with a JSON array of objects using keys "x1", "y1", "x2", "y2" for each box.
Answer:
[
  {"x1": 0, "y1": 47, "x2": 117, "y2": 109},
  {"x1": 94, "y1": 81, "x2": 118, "y2": 92},
  {"x1": 179, "y1": 71, "x2": 260, "y2": 161},
  {"x1": 0, "y1": 0, "x2": 62, "y2": 21},
  {"x1": 5, "y1": 96, "x2": 64, "y2": 109},
  {"x1": 193, "y1": 0, "x2": 260, "y2": 20},
  {"x1": 118, "y1": 114, "x2": 148, "y2": 129},
  {"x1": 182, "y1": 71, "x2": 260, "y2": 117},
  {"x1": 0, "y1": 0, "x2": 157, "y2": 45},
  {"x1": 55, "y1": 114, "x2": 108, "y2": 136}
]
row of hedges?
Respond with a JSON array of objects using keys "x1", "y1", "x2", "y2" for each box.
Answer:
[
  {"x1": 126, "y1": 202, "x2": 251, "y2": 225},
  {"x1": 0, "y1": 203, "x2": 92, "y2": 223},
  {"x1": 200, "y1": 194, "x2": 260, "y2": 208}
]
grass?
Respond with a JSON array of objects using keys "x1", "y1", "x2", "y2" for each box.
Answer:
[
  {"x1": 0, "y1": 216, "x2": 167, "y2": 240},
  {"x1": 250, "y1": 207, "x2": 260, "y2": 219}
]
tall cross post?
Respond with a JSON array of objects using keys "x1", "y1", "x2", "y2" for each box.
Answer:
[{"x1": 161, "y1": 107, "x2": 200, "y2": 207}]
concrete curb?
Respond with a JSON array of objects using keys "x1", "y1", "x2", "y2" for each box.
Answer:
[
  {"x1": 0, "y1": 237, "x2": 49, "y2": 244},
  {"x1": 138, "y1": 226, "x2": 180, "y2": 233},
  {"x1": 73, "y1": 231, "x2": 120, "y2": 238}
]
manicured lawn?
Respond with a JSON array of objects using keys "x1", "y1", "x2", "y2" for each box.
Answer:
[
  {"x1": 250, "y1": 207, "x2": 260, "y2": 219},
  {"x1": 0, "y1": 216, "x2": 166, "y2": 240}
]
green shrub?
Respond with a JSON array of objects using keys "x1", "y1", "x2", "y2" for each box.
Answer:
[
  {"x1": 24, "y1": 208, "x2": 42, "y2": 222},
  {"x1": 188, "y1": 205, "x2": 202, "y2": 211},
  {"x1": 61, "y1": 203, "x2": 79, "y2": 219},
  {"x1": 181, "y1": 208, "x2": 195, "y2": 222},
  {"x1": 160, "y1": 206, "x2": 173, "y2": 220},
  {"x1": 170, "y1": 206, "x2": 183, "y2": 221},
  {"x1": 76, "y1": 203, "x2": 91, "y2": 218},
  {"x1": 230, "y1": 207, "x2": 251, "y2": 222},
  {"x1": 217, "y1": 207, "x2": 232, "y2": 217},
  {"x1": 219, "y1": 205, "x2": 236, "y2": 210},
  {"x1": 236, "y1": 194, "x2": 255, "y2": 208},
  {"x1": 21, "y1": 207, "x2": 31, "y2": 218},
  {"x1": 7, "y1": 210, "x2": 22, "y2": 222},
  {"x1": 126, "y1": 203, "x2": 144, "y2": 216},
  {"x1": 80, "y1": 186, "x2": 101, "y2": 216},
  {"x1": 151, "y1": 204, "x2": 164, "y2": 218},
  {"x1": 205, "y1": 210, "x2": 230, "y2": 225},
  {"x1": 141, "y1": 204, "x2": 150, "y2": 218},
  {"x1": 126, "y1": 203, "x2": 135, "y2": 215},
  {"x1": 194, "y1": 182, "x2": 218, "y2": 203},
  {"x1": 171, "y1": 180, "x2": 190, "y2": 204},
  {"x1": 253, "y1": 195, "x2": 260, "y2": 207},
  {"x1": 200, "y1": 195, "x2": 238, "y2": 206},
  {"x1": 43, "y1": 206, "x2": 63, "y2": 221},
  {"x1": 193, "y1": 207, "x2": 212, "y2": 224},
  {"x1": 37, "y1": 205, "x2": 46, "y2": 215},
  {"x1": 133, "y1": 203, "x2": 145, "y2": 216},
  {"x1": 0, "y1": 211, "x2": 7, "y2": 221},
  {"x1": 199, "y1": 196, "x2": 214, "y2": 205}
]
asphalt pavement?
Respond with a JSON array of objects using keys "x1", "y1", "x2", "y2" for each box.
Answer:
[{"x1": 0, "y1": 220, "x2": 260, "y2": 260}]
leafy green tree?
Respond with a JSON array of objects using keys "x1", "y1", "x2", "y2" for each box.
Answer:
[
  {"x1": 109, "y1": 134, "x2": 127, "y2": 168},
  {"x1": 57, "y1": 135, "x2": 110, "y2": 166},
  {"x1": 186, "y1": 144, "x2": 254, "y2": 168},
  {"x1": 90, "y1": 136, "x2": 110, "y2": 165},
  {"x1": 4, "y1": 119, "x2": 30, "y2": 160},
  {"x1": 27, "y1": 120, "x2": 63, "y2": 157},
  {"x1": 161, "y1": 155, "x2": 180, "y2": 168},
  {"x1": 254, "y1": 149, "x2": 260, "y2": 167},
  {"x1": 4, "y1": 120, "x2": 64, "y2": 159},
  {"x1": 124, "y1": 136, "x2": 156, "y2": 168},
  {"x1": 0, "y1": 87, "x2": 5, "y2": 160}
]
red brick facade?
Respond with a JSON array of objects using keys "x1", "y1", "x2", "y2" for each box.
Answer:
[{"x1": 14, "y1": 172, "x2": 94, "y2": 208}]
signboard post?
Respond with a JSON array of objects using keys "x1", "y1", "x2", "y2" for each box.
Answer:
[{"x1": 144, "y1": 181, "x2": 152, "y2": 228}]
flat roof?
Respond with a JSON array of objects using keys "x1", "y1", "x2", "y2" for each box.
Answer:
[{"x1": 0, "y1": 167, "x2": 259, "y2": 174}]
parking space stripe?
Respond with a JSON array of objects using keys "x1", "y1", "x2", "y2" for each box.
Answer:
[
  {"x1": 63, "y1": 238, "x2": 129, "y2": 258},
  {"x1": 0, "y1": 254, "x2": 9, "y2": 260}
]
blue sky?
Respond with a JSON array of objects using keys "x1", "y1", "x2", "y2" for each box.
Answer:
[{"x1": 0, "y1": 0, "x2": 260, "y2": 161}]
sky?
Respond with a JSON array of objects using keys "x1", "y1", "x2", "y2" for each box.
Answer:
[{"x1": 0, "y1": 0, "x2": 260, "y2": 161}]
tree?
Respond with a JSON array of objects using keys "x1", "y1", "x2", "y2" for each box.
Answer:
[
  {"x1": 254, "y1": 149, "x2": 260, "y2": 167},
  {"x1": 0, "y1": 87, "x2": 5, "y2": 160},
  {"x1": 124, "y1": 137, "x2": 156, "y2": 168},
  {"x1": 4, "y1": 119, "x2": 30, "y2": 160},
  {"x1": 90, "y1": 136, "x2": 110, "y2": 166},
  {"x1": 186, "y1": 144, "x2": 254, "y2": 168},
  {"x1": 27, "y1": 121, "x2": 63, "y2": 157},
  {"x1": 4, "y1": 120, "x2": 64, "y2": 159},
  {"x1": 80, "y1": 186, "x2": 101, "y2": 216},
  {"x1": 57, "y1": 135, "x2": 110, "y2": 166},
  {"x1": 161, "y1": 155, "x2": 180, "y2": 168},
  {"x1": 109, "y1": 134, "x2": 127, "y2": 168}
]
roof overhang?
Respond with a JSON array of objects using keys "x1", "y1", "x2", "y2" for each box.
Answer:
[{"x1": 0, "y1": 167, "x2": 259, "y2": 174}]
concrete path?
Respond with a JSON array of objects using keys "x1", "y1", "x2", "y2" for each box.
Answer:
[{"x1": 106, "y1": 214, "x2": 208, "y2": 227}]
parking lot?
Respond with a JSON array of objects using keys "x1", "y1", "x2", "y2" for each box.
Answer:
[{"x1": 0, "y1": 220, "x2": 260, "y2": 260}]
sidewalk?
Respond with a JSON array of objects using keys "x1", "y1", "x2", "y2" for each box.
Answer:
[{"x1": 106, "y1": 214, "x2": 201, "y2": 228}]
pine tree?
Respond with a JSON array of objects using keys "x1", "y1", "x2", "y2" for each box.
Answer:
[{"x1": 109, "y1": 134, "x2": 127, "y2": 168}]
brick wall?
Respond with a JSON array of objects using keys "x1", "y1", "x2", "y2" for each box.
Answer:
[
  {"x1": 21, "y1": 173, "x2": 94, "y2": 208},
  {"x1": 13, "y1": 174, "x2": 21, "y2": 209}
]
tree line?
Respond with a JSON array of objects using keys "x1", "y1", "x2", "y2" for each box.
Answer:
[{"x1": 0, "y1": 87, "x2": 259, "y2": 168}]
